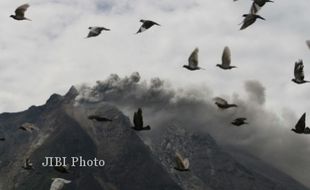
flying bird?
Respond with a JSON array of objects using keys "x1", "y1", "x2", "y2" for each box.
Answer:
[
  {"x1": 19, "y1": 123, "x2": 39, "y2": 133},
  {"x1": 86, "y1": 27, "x2": 110, "y2": 38},
  {"x1": 240, "y1": 14, "x2": 265, "y2": 30},
  {"x1": 292, "y1": 60, "x2": 309, "y2": 84},
  {"x1": 183, "y1": 48, "x2": 204, "y2": 70},
  {"x1": 136, "y1": 19, "x2": 160, "y2": 34},
  {"x1": 214, "y1": 97, "x2": 237, "y2": 109},
  {"x1": 10, "y1": 4, "x2": 31, "y2": 21},
  {"x1": 132, "y1": 108, "x2": 151, "y2": 131},
  {"x1": 22, "y1": 158, "x2": 33, "y2": 170},
  {"x1": 88, "y1": 115, "x2": 112, "y2": 122},
  {"x1": 232, "y1": 118, "x2": 248, "y2": 126},
  {"x1": 216, "y1": 46, "x2": 237, "y2": 70},
  {"x1": 250, "y1": 0, "x2": 274, "y2": 14},
  {"x1": 50, "y1": 178, "x2": 71, "y2": 190},
  {"x1": 292, "y1": 113, "x2": 310, "y2": 134},
  {"x1": 174, "y1": 152, "x2": 190, "y2": 171}
]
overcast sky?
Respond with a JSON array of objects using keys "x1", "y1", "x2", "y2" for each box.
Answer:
[{"x1": 0, "y1": 0, "x2": 310, "y2": 185}]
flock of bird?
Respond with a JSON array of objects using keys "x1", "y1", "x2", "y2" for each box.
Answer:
[{"x1": 2, "y1": 1, "x2": 310, "y2": 188}]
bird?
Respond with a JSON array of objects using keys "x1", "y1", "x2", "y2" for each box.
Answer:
[
  {"x1": 10, "y1": 4, "x2": 31, "y2": 21},
  {"x1": 132, "y1": 108, "x2": 151, "y2": 131},
  {"x1": 174, "y1": 152, "x2": 190, "y2": 171},
  {"x1": 183, "y1": 48, "x2": 204, "y2": 71},
  {"x1": 292, "y1": 60, "x2": 309, "y2": 84},
  {"x1": 136, "y1": 20, "x2": 160, "y2": 34},
  {"x1": 240, "y1": 14, "x2": 265, "y2": 30},
  {"x1": 50, "y1": 178, "x2": 71, "y2": 190},
  {"x1": 250, "y1": 0, "x2": 274, "y2": 14},
  {"x1": 86, "y1": 27, "x2": 110, "y2": 38},
  {"x1": 88, "y1": 115, "x2": 112, "y2": 122},
  {"x1": 19, "y1": 123, "x2": 39, "y2": 133},
  {"x1": 292, "y1": 113, "x2": 310, "y2": 134},
  {"x1": 54, "y1": 165, "x2": 70, "y2": 173},
  {"x1": 22, "y1": 158, "x2": 33, "y2": 170},
  {"x1": 0, "y1": 137, "x2": 5, "y2": 141},
  {"x1": 214, "y1": 97, "x2": 237, "y2": 109},
  {"x1": 232, "y1": 118, "x2": 248, "y2": 126},
  {"x1": 216, "y1": 46, "x2": 237, "y2": 70}
]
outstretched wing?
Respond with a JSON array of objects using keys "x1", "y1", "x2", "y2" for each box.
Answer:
[
  {"x1": 15, "y1": 4, "x2": 29, "y2": 17},
  {"x1": 188, "y1": 48, "x2": 199, "y2": 67},
  {"x1": 133, "y1": 112, "x2": 143, "y2": 128},
  {"x1": 294, "y1": 60, "x2": 304, "y2": 81},
  {"x1": 214, "y1": 97, "x2": 228, "y2": 105},
  {"x1": 295, "y1": 113, "x2": 306, "y2": 132},
  {"x1": 175, "y1": 153, "x2": 185, "y2": 169},
  {"x1": 250, "y1": 2, "x2": 261, "y2": 14},
  {"x1": 221, "y1": 46, "x2": 231, "y2": 67}
]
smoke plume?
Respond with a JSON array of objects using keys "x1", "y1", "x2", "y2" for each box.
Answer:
[{"x1": 76, "y1": 72, "x2": 310, "y2": 188}]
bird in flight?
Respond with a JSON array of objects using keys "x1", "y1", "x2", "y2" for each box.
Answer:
[
  {"x1": 232, "y1": 118, "x2": 248, "y2": 126},
  {"x1": 292, "y1": 60, "x2": 309, "y2": 84},
  {"x1": 216, "y1": 46, "x2": 237, "y2": 70},
  {"x1": 10, "y1": 4, "x2": 31, "y2": 21},
  {"x1": 250, "y1": 0, "x2": 274, "y2": 14},
  {"x1": 214, "y1": 97, "x2": 237, "y2": 109},
  {"x1": 183, "y1": 48, "x2": 204, "y2": 71},
  {"x1": 132, "y1": 108, "x2": 151, "y2": 131},
  {"x1": 50, "y1": 178, "x2": 71, "y2": 190},
  {"x1": 240, "y1": 14, "x2": 265, "y2": 30},
  {"x1": 86, "y1": 27, "x2": 110, "y2": 38},
  {"x1": 136, "y1": 20, "x2": 160, "y2": 34},
  {"x1": 174, "y1": 152, "x2": 190, "y2": 171},
  {"x1": 292, "y1": 113, "x2": 310, "y2": 134}
]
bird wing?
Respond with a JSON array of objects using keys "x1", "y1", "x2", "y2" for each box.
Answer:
[
  {"x1": 183, "y1": 158, "x2": 190, "y2": 169},
  {"x1": 295, "y1": 113, "x2": 306, "y2": 132},
  {"x1": 240, "y1": 15, "x2": 255, "y2": 30},
  {"x1": 133, "y1": 112, "x2": 143, "y2": 128},
  {"x1": 15, "y1": 4, "x2": 30, "y2": 17},
  {"x1": 294, "y1": 60, "x2": 305, "y2": 81},
  {"x1": 175, "y1": 153, "x2": 185, "y2": 169},
  {"x1": 250, "y1": 2, "x2": 261, "y2": 14},
  {"x1": 50, "y1": 179, "x2": 71, "y2": 190},
  {"x1": 221, "y1": 46, "x2": 231, "y2": 67},
  {"x1": 214, "y1": 97, "x2": 228, "y2": 105},
  {"x1": 188, "y1": 48, "x2": 199, "y2": 67}
]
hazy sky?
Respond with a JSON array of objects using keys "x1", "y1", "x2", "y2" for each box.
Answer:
[{"x1": 1, "y1": 0, "x2": 310, "y2": 187}]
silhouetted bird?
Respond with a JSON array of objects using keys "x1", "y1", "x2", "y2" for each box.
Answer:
[
  {"x1": 214, "y1": 97, "x2": 237, "y2": 109},
  {"x1": 10, "y1": 4, "x2": 31, "y2": 21},
  {"x1": 240, "y1": 14, "x2": 265, "y2": 30},
  {"x1": 132, "y1": 108, "x2": 151, "y2": 131},
  {"x1": 232, "y1": 118, "x2": 248, "y2": 126},
  {"x1": 292, "y1": 60, "x2": 309, "y2": 84},
  {"x1": 19, "y1": 123, "x2": 39, "y2": 133},
  {"x1": 88, "y1": 115, "x2": 112, "y2": 122},
  {"x1": 86, "y1": 27, "x2": 110, "y2": 38},
  {"x1": 22, "y1": 158, "x2": 33, "y2": 170},
  {"x1": 183, "y1": 48, "x2": 204, "y2": 70},
  {"x1": 50, "y1": 178, "x2": 71, "y2": 190},
  {"x1": 250, "y1": 0, "x2": 273, "y2": 14},
  {"x1": 136, "y1": 20, "x2": 160, "y2": 34},
  {"x1": 174, "y1": 152, "x2": 190, "y2": 171},
  {"x1": 292, "y1": 113, "x2": 310, "y2": 134},
  {"x1": 216, "y1": 46, "x2": 236, "y2": 70}
]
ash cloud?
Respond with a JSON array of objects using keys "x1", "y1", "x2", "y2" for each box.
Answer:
[{"x1": 76, "y1": 72, "x2": 310, "y2": 188}]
